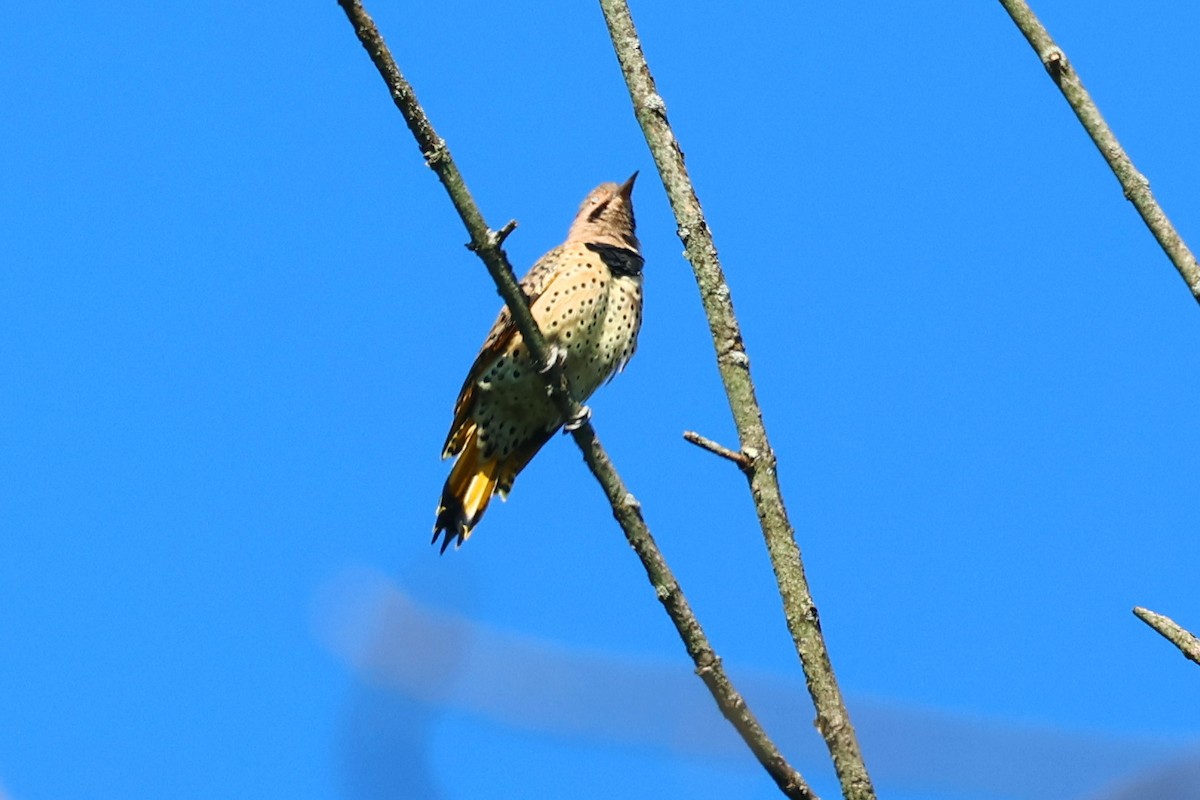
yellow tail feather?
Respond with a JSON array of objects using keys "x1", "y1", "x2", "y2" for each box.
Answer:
[
  {"x1": 433, "y1": 426, "x2": 554, "y2": 552},
  {"x1": 433, "y1": 434, "x2": 500, "y2": 553}
]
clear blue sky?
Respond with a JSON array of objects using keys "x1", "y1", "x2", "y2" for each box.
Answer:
[{"x1": 3, "y1": 2, "x2": 1199, "y2": 799}]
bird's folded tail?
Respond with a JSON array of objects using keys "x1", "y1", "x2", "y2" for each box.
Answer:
[{"x1": 433, "y1": 434, "x2": 500, "y2": 554}]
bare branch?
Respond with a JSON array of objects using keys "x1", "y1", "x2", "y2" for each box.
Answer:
[
  {"x1": 998, "y1": 0, "x2": 1200, "y2": 306},
  {"x1": 1133, "y1": 607, "x2": 1200, "y2": 666},
  {"x1": 336, "y1": 2, "x2": 814, "y2": 797},
  {"x1": 683, "y1": 430, "x2": 751, "y2": 469},
  {"x1": 597, "y1": 2, "x2": 876, "y2": 798}
]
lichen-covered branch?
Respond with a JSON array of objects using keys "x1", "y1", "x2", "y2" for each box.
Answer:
[
  {"x1": 336, "y1": 2, "x2": 814, "y2": 796},
  {"x1": 998, "y1": 0, "x2": 1200, "y2": 306},
  {"x1": 597, "y1": 2, "x2": 876, "y2": 799},
  {"x1": 1133, "y1": 607, "x2": 1200, "y2": 666}
]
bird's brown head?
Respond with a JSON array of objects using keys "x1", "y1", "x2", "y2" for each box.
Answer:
[{"x1": 566, "y1": 172, "x2": 640, "y2": 252}]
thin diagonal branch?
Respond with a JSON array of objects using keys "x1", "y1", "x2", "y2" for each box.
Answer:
[
  {"x1": 336, "y1": 2, "x2": 814, "y2": 797},
  {"x1": 1133, "y1": 607, "x2": 1200, "y2": 666},
  {"x1": 597, "y1": 3, "x2": 876, "y2": 799},
  {"x1": 998, "y1": 0, "x2": 1200, "y2": 306}
]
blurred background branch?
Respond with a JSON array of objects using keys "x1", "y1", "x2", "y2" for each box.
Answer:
[{"x1": 320, "y1": 569, "x2": 1200, "y2": 800}]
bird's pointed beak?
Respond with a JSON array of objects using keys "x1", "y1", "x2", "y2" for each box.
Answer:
[{"x1": 619, "y1": 171, "x2": 638, "y2": 199}]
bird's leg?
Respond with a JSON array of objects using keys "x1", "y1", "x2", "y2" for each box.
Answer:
[
  {"x1": 563, "y1": 404, "x2": 591, "y2": 432},
  {"x1": 536, "y1": 345, "x2": 589, "y2": 430},
  {"x1": 538, "y1": 344, "x2": 568, "y2": 375}
]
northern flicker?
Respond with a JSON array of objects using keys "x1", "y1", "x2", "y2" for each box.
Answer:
[{"x1": 433, "y1": 173, "x2": 643, "y2": 552}]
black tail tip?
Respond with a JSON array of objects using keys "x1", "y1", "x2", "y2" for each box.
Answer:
[{"x1": 432, "y1": 505, "x2": 468, "y2": 554}]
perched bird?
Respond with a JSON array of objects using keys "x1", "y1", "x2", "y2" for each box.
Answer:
[{"x1": 433, "y1": 173, "x2": 644, "y2": 552}]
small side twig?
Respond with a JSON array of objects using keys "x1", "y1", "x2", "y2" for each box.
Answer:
[
  {"x1": 1133, "y1": 607, "x2": 1200, "y2": 666},
  {"x1": 998, "y1": 0, "x2": 1200, "y2": 306},
  {"x1": 485, "y1": 219, "x2": 519, "y2": 249},
  {"x1": 336, "y1": 2, "x2": 814, "y2": 797},
  {"x1": 683, "y1": 430, "x2": 751, "y2": 469}
]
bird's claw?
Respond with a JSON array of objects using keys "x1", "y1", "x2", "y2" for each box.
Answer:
[
  {"x1": 539, "y1": 345, "x2": 568, "y2": 375},
  {"x1": 563, "y1": 405, "x2": 591, "y2": 433}
]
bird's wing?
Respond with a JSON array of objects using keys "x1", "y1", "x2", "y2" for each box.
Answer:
[{"x1": 441, "y1": 247, "x2": 569, "y2": 458}]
